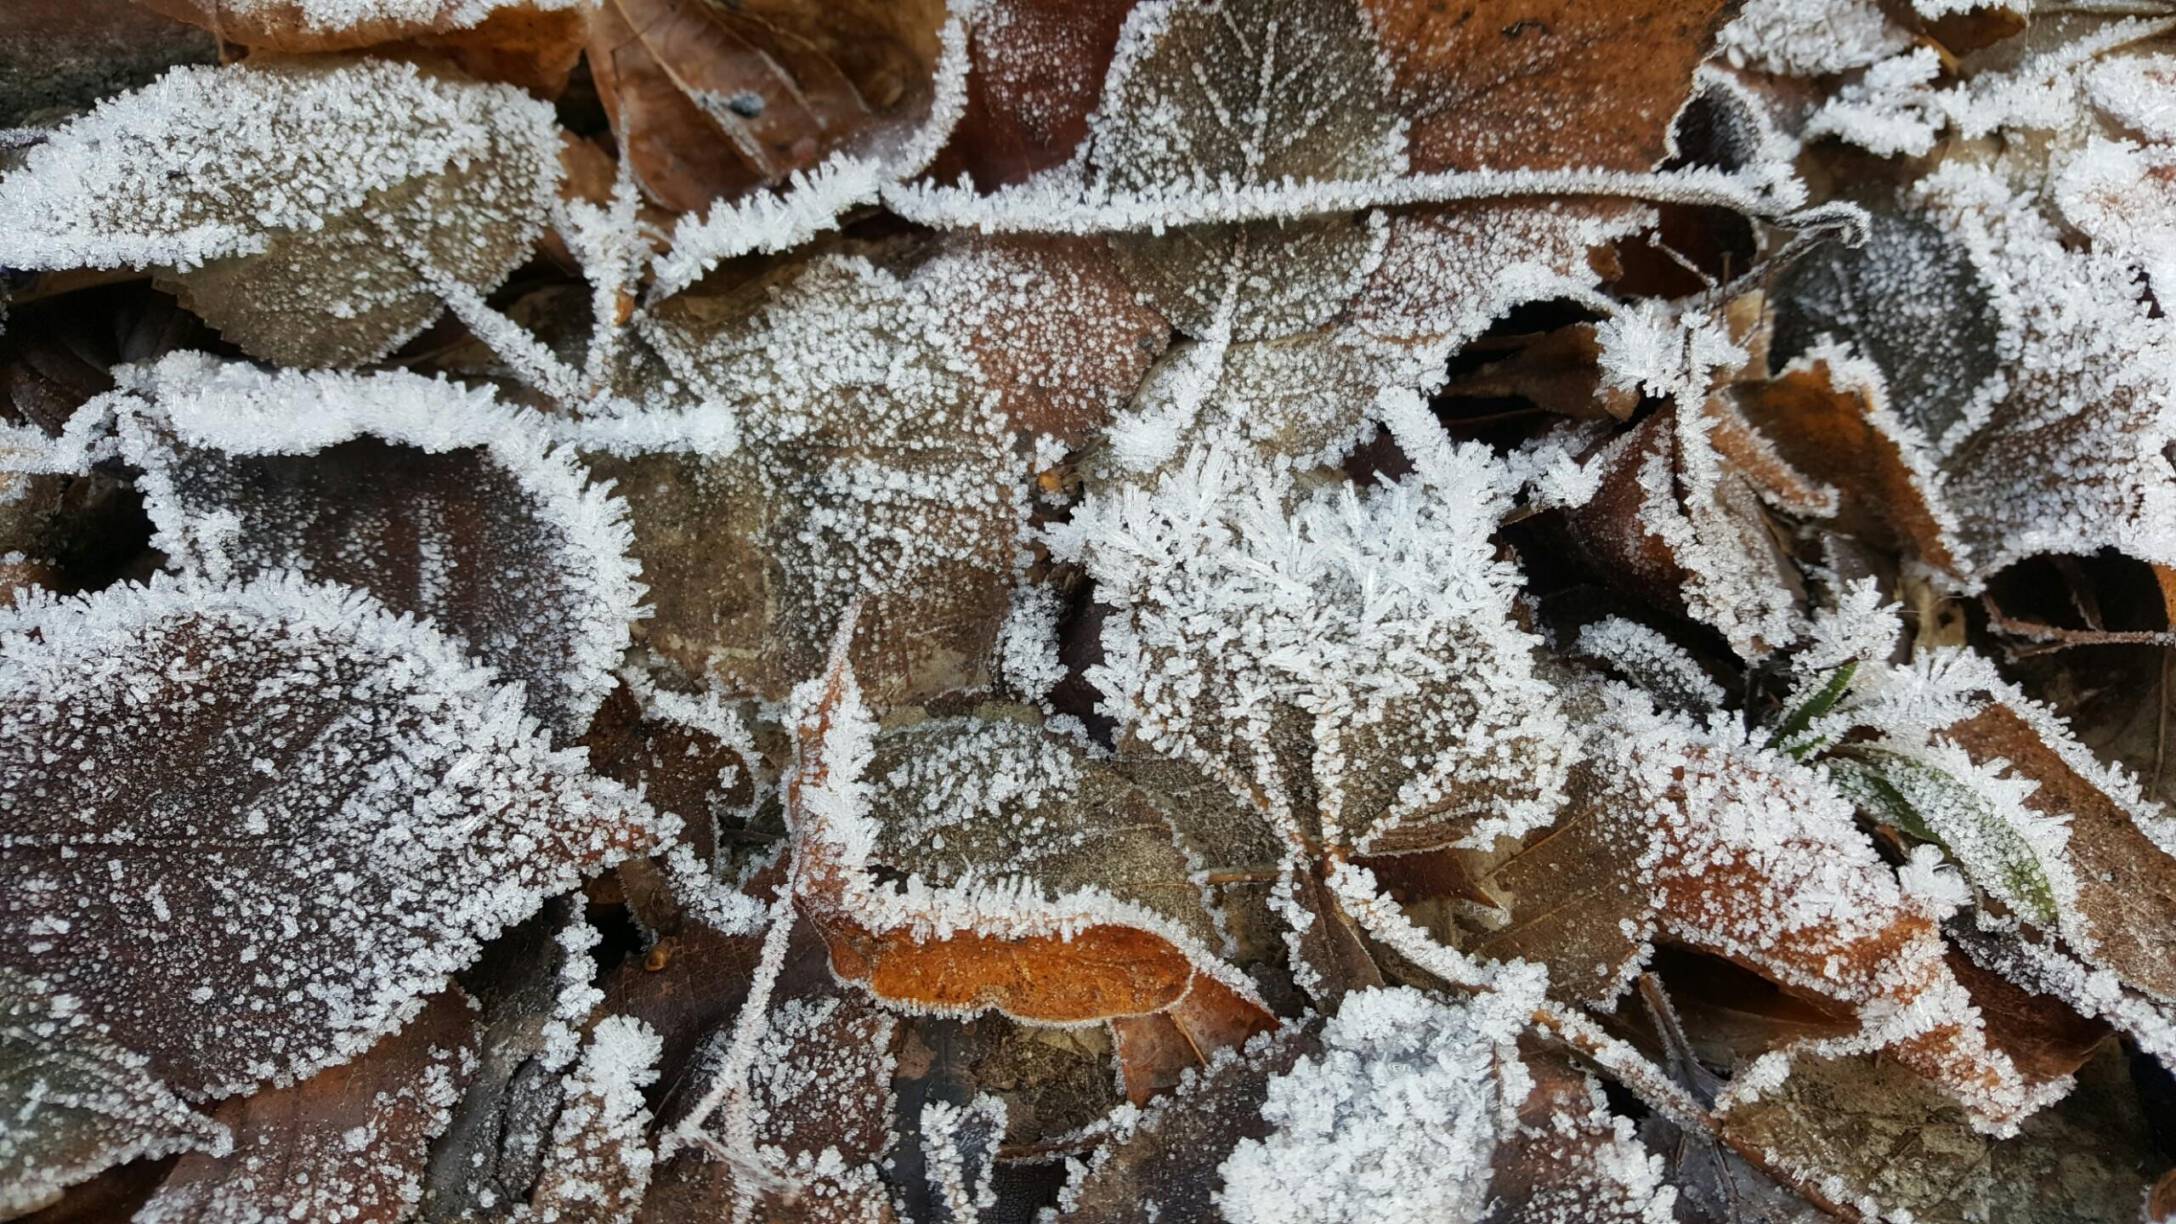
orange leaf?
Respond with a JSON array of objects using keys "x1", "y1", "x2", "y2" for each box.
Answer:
[{"x1": 785, "y1": 621, "x2": 1275, "y2": 1042}]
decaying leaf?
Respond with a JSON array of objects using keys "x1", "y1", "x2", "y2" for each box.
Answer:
[
  {"x1": 785, "y1": 642, "x2": 1273, "y2": 1040},
  {"x1": 0, "y1": 575, "x2": 669, "y2": 1099},
  {"x1": 615, "y1": 254, "x2": 1028, "y2": 706},
  {"x1": 1084, "y1": 0, "x2": 1407, "y2": 341}
]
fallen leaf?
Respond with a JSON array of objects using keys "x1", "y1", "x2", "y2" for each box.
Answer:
[
  {"x1": 136, "y1": 988, "x2": 479, "y2": 1224},
  {"x1": 0, "y1": 575, "x2": 669, "y2": 1099},
  {"x1": 110, "y1": 353, "x2": 646, "y2": 735},
  {"x1": 0, "y1": 56, "x2": 563, "y2": 368},
  {"x1": 622, "y1": 254, "x2": 1029, "y2": 705},
  {"x1": 1084, "y1": 0, "x2": 1407, "y2": 341}
]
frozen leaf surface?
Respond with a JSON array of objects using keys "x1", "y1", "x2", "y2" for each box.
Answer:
[
  {"x1": 0, "y1": 575, "x2": 670, "y2": 1099},
  {"x1": 135, "y1": 987, "x2": 478, "y2": 1224},
  {"x1": 111, "y1": 353, "x2": 645, "y2": 734},
  {"x1": 0, "y1": 57, "x2": 561, "y2": 367},
  {"x1": 785, "y1": 646, "x2": 1272, "y2": 1034},
  {"x1": 621, "y1": 255, "x2": 1029, "y2": 704},
  {"x1": 1083, "y1": 0, "x2": 1408, "y2": 340},
  {"x1": 1055, "y1": 395, "x2": 1573, "y2": 855},
  {"x1": 0, "y1": 969, "x2": 228, "y2": 1216}
]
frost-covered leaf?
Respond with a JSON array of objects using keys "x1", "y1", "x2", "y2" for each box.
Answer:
[
  {"x1": 528, "y1": 1015, "x2": 662, "y2": 1224},
  {"x1": 1481, "y1": 680, "x2": 2038, "y2": 1128},
  {"x1": 1720, "y1": 1043, "x2": 2158, "y2": 1224},
  {"x1": 615, "y1": 254, "x2": 1028, "y2": 705},
  {"x1": 786, "y1": 657, "x2": 1271, "y2": 1034},
  {"x1": 109, "y1": 353, "x2": 645, "y2": 735},
  {"x1": 0, "y1": 58, "x2": 562, "y2": 368},
  {"x1": 927, "y1": 0, "x2": 1136, "y2": 190},
  {"x1": 646, "y1": 915, "x2": 901, "y2": 1222},
  {"x1": 1361, "y1": 0, "x2": 1734, "y2": 174},
  {"x1": 579, "y1": 671, "x2": 760, "y2": 867},
  {"x1": 587, "y1": 0, "x2": 947, "y2": 214},
  {"x1": 0, "y1": 575, "x2": 671, "y2": 1099},
  {"x1": 1485, "y1": 1042, "x2": 1675, "y2": 1223},
  {"x1": 1083, "y1": 0, "x2": 1407, "y2": 340},
  {"x1": 1056, "y1": 396, "x2": 1574, "y2": 855},
  {"x1": 914, "y1": 236, "x2": 1169, "y2": 448},
  {"x1": 1830, "y1": 748, "x2": 2070, "y2": 932},
  {"x1": 1926, "y1": 167, "x2": 2176, "y2": 581},
  {"x1": 0, "y1": 969, "x2": 228, "y2": 1217},
  {"x1": 136, "y1": 987, "x2": 478, "y2": 1224},
  {"x1": 1948, "y1": 698, "x2": 2176, "y2": 1002},
  {"x1": 1096, "y1": 327, "x2": 1416, "y2": 481},
  {"x1": 1352, "y1": 201, "x2": 1653, "y2": 353}
]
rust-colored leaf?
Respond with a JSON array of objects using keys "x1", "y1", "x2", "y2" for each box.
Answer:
[{"x1": 138, "y1": 989, "x2": 479, "y2": 1223}]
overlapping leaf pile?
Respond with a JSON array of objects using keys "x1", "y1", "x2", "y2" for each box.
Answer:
[{"x1": 4, "y1": 0, "x2": 2176, "y2": 1220}]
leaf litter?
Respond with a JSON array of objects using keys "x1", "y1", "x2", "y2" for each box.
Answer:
[{"x1": 5, "y1": 0, "x2": 2176, "y2": 1219}]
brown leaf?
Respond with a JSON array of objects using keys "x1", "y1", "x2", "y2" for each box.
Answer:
[
  {"x1": 1084, "y1": 0, "x2": 1406, "y2": 341},
  {"x1": 914, "y1": 235, "x2": 1170, "y2": 448},
  {"x1": 1562, "y1": 399, "x2": 1816, "y2": 659},
  {"x1": 642, "y1": 917, "x2": 902, "y2": 1223},
  {"x1": 587, "y1": 0, "x2": 946, "y2": 213},
  {"x1": 1722, "y1": 1043, "x2": 2161, "y2": 1224},
  {"x1": 621, "y1": 254, "x2": 1028, "y2": 706},
  {"x1": 1483, "y1": 1041, "x2": 1671, "y2": 1223},
  {"x1": 1411, "y1": 755, "x2": 1659, "y2": 1008},
  {"x1": 926, "y1": 0, "x2": 1137, "y2": 190},
  {"x1": 786, "y1": 650, "x2": 1274, "y2": 1042},
  {"x1": 0, "y1": 969, "x2": 227, "y2": 1218},
  {"x1": 1951, "y1": 702, "x2": 2176, "y2": 1002},
  {"x1": 1110, "y1": 977, "x2": 1279, "y2": 1105},
  {"x1": 1947, "y1": 947, "x2": 2108, "y2": 1088},
  {"x1": 1736, "y1": 354, "x2": 1965, "y2": 575},
  {"x1": 0, "y1": 0, "x2": 214, "y2": 126},
  {"x1": 1357, "y1": 0, "x2": 1734, "y2": 173},
  {"x1": 0, "y1": 578, "x2": 665, "y2": 1100},
  {"x1": 139, "y1": 988, "x2": 479, "y2": 1224},
  {"x1": 113, "y1": 358, "x2": 645, "y2": 735},
  {"x1": 138, "y1": 1, "x2": 585, "y2": 92},
  {"x1": 1056, "y1": 1027, "x2": 1313, "y2": 1224}
]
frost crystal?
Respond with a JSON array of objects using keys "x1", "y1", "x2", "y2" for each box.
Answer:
[
  {"x1": 1054, "y1": 394, "x2": 1572, "y2": 854},
  {"x1": 1217, "y1": 987, "x2": 1522, "y2": 1223}
]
